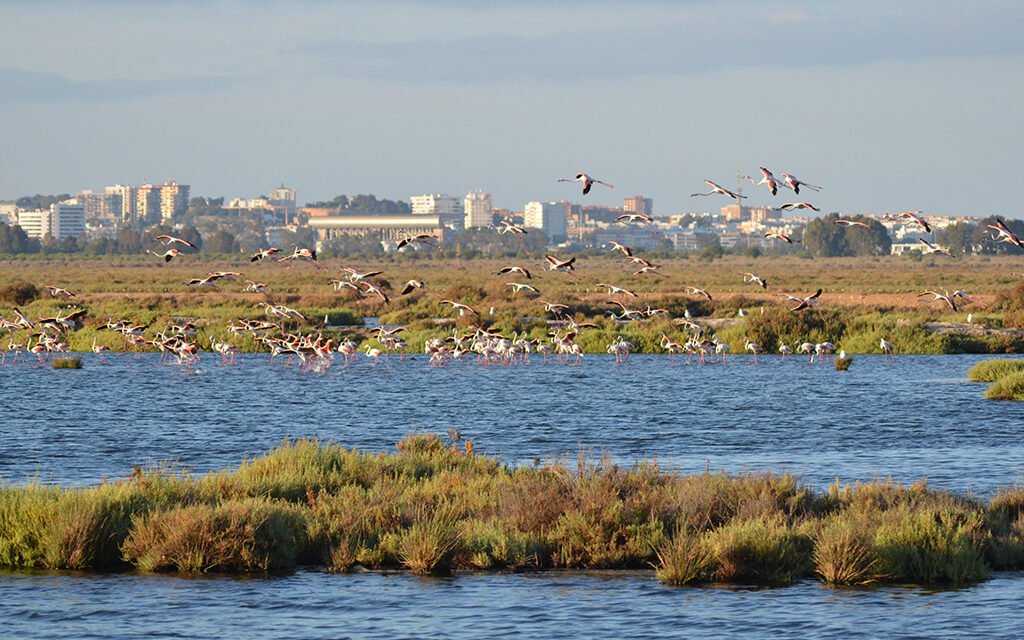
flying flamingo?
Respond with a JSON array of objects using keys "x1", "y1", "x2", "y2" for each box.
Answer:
[
  {"x1": 740, "y1": 167, "x2": 780, "y2": 196},
  {"x1": 154, "y1": 234, "x2": 197, "y2": 248},
  {"x1": 558, "y1": 172, "x2": 614, "y2": 195},
  {"x1": 780, "y1": 173, "x2": 821, "y2": 195},
  {"x1": 776, "y1": 202, "x2": 820, "y2": 212},
  {"x1": 691, "y1": 180, "x2": 745, "y2": 200},
  {"x1": 986, "y1": 217, "x2": 1024, "y2": 249}
]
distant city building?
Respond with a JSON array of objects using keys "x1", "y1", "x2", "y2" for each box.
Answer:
[
  {"x1": 269, "y1": 184, "x2": 297, "y2": 224},
  {"x1": 136, "y1": 183, "x2": 162, "y2": 225},
  {"x1": 105, "y1": 184, "x2": 136, "y2": 223},
  {"x1": 308, "y1": 215, "x2": 444, "y2": 248},
  {"x1": 16, "y1": 199, "x2": 85, "y2": 239},
  {"x1": 15, "y1": 209, "x2": 50, "y2": 238},
  {"x1": 623, "y1": 195, "x2": 653, "y2": 216},
  {"x1": 463, "y1": 190, "x2": 493, "y2": 229},
  {"x1": 523, "y1": 201, "x2": 567, "y2": 243},
  {"x1": 78, "y1": 189, "x2": 125, "y2": 221},
  {"x1": 52, "y1": 200, "x2": 85, "y2": 239},
  {"x1": 721, "y1": 204, "x2": 776, "y2": 222},
  {"x1": 159, "y1": 181, "x2": 189, "y2": 223},
  {"x1": 594, "y1": 226, "x2": 663, "y2": 251},
  {"x1": 410, "y1": 193, "x2": 463, "y2": 228}
]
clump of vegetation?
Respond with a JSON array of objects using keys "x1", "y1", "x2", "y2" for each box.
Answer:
[
  {"x1": 52, "y1": 357, "x2": 83, "y2": 369},
  {"x1": 834, "y1": 356, "x2": 852, "y2": 371},
  {"x1": 0, "y1": 435, "x2": 1021, "y2": 585},
  {"x1": 984, "y1": 371, "x2": 1024, "y2": 401},
  {"x1": 968, "y1": 359, "x2": 1024, "y2": 382},
  {"x1": 0, "y1": 280, "x2": 39, "y2": 305}
]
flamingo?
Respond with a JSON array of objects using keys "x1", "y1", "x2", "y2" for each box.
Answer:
[
  {"x1": 615, "y1": 213, "x2": 653, "y2": 225},
  {"x1": 507, "y1": 282, "x2": 540, "y2": 295},
  {"x1": 790, "y1": 289, "x2": 823, "y2": 312},
  {"x1": 249, "y1": 247, "x2": 281, "y2": 262},
  {"x1": 744, "y1": 337, "x2": 763, "y2": 364},
  {"x1": 740, "y1": 167, "x2": 779, "y2": 196},
  {"x1": 833, "y1": 219, "x2": 870, "y2": 228},
  {"x1": 440, "y1": 300, "x2": 478, "y2": 316},
  {"x1": 895, "y1": 211, "x2": 931, "y2": 234},
  {"x1": 544, "y1": 254, "x2": 576, "y2": 272},
  {"x1": 396, "y1": 233, "x2": 438, "y2": 250},
  {"x1": 401, "y1": 280, "x2": 426, "y2": 295},
  {"x1": 605, "y1": 241, "x2": 633, "y2": 258},
  {"x1": 598, "y1": 283, "x2": 638, "y2": 298},
  {"x1": 986, "y1": 217, "x2": 1024, "y2": 249},
  {"x1": 45, "y1": 286, "x2": 76, "y2": 299},
  {"x1": 685, "y1": 286, "x2": 713, "y2": 301},
  {"x1": 497, "y1": 219, "x2": 527, "y2": 235},
  {"x1": 497, "y1": 265, "x2": 532, "y2": 279},
  {"x1": 691, "y1": 180, "x2": 745, "y2": 199},
  {"x1": 741, "y1": 273, "x2": 767, "y2": 289},
  {"x1": 154, "y1": 234, "x2": 197, "y2": 248},
  {"x1": 147, "y1": 248, "x2": 183, "y2": 262},
  {"x1": 558, "y1": 172, "x2": 614, "y2": 195},
  {"x1": 780, "y1": 173, "x2": 821, "y2": 195},
  {"x1": 776, "y1": 202, "x2": 820, "y2": 212},
  {"x1": 919, "y1": 239, "x2": 949, "y2": 255},
  {"x1": 917, "y1": 290, "x2": 958, "y2": 312},
  {"x1": 764, "y1": 230, "x2": 797, "y2": 244}
]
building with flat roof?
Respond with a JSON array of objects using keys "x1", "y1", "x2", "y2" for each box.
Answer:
[
  {"x1": 52, "y1": 200, "x2": 85, "y2": 239},
  {"x1": 464, "y1": 190, "x2": 493, "y2": 229},
  {"x1": 16, "y1": 209, "x2": 51, "y2": 238},
  {"x1": 105, "y1": 184, "x2": 136, "y2": 224},
  {"x1": 623, "y1": 195, "x2": 653, "y2": 215},
  {"x1": 159, "y1": 182, "x2": 189, "y2": 223},
  {"x1": 308, "y1": 214, "x2": 443, "y2": 246},
  {"x1": 524, "y1": 201, "x2": 567, "y2": 243},
  {"x1": 0, "y1": 201, "x2": 16, "y2": 225},
  {"x1": 410, "y1": 193, "x2": 463, "y2": 228}
]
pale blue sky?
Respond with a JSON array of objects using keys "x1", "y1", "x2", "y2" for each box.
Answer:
[{"x1": 1, "y1": 1, "x2": 1021, "y2": 216}]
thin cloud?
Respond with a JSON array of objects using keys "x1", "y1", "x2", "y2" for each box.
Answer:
[
  {"x1": 296, "y1": 10, "x2": 1023, "y2": 83},
  {"x1": 0, "y1": 67, "x2": 240, "y2": 104}
]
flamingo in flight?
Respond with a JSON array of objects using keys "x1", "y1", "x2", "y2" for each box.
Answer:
[
  {"x1": 558, "y1": 172, "x2": 614, "y2": 195},
  {"x1": 147, "y1": 248, "x2": 184, "y2": 262},
  {"x1": 833, "y1": 219, "x2": 870, "y2": 228},
  {"x1": 742, "y1": 273, "x2": 767, "y2": 289},
  {"x1": 401, "y1": 280, "x2": 425, "y2": 295},
  {"x1": 154, "y1": 234, "x2": 197, "y2": 248},
  {"x1": 691, "y1": 180, "x2": 745, "y2": 200},
  {"x1": 249, "y1": 247, "x2": 281, "y2": 262},
  {"x1": 776, "y1": 202, "x2": 819, "y2": 212},
  {"x1": 46, "y1": 286, "x2": 76, "y2": 299},
  {"x1": 917, "y1": 290, "x2": 958, "y2": 312},
  {"x1": 615, "y1": 213, "x2": 653, "y2": 225},
  {"x1": 780, "y1": 173, "x2": 821, "y2": 195},
  {"x1": 789, "y1": 289, "x2": 823, "y2": 312},
  {"x1": 764, "y1": 230, "x2": 796, "y2": 244},
  {"x1": 497, "y1": 265, "x2": 532, "y2": 279},
  {"x1": 987, "y1": 217, "x2": 1024, "y2": 249},
  {"x1": 740, "y1": 167, "x2": 779, "y2": 196}
]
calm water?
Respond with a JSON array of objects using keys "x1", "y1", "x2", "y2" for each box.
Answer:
[{"x1": 2, "y1": 353, "x2": 1024, "y2": 638}]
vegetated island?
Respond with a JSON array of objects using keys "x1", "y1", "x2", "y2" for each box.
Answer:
[{"x1": 2, "y1": 433, "x2": 1022, "y2": 587}]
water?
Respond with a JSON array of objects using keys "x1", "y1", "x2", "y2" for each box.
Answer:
[
  {"x1": 2, "y1": 353, "x2": 1024, "y2": 638},
  {"x1": 1, "y1": 569, "x2": 1021, "y2": 639},
  {"x1": 1, "y1": 354, "x2": 1022, "y2": 493}
]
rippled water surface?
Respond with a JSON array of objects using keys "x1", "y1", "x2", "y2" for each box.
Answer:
[
  {"x1": 2, "y1": 353, "x2": 1023, "y2": 492},
  {"x1": 2, "y1": 569, "x2": 1022, "y2": 639},
  {"x1": 2, "y1": 353, "x2": 1024, "y2": 638}
]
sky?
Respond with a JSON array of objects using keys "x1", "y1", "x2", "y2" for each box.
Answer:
[{"x1": 1, "y1": 0, "x2": 1022, "y2": 217}]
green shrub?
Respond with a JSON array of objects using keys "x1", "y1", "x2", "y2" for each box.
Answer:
[
  {"x1": 984, "y1": 371, "x2": 1024, "y2": 401},
  {"x1": 655, "y1": 529, "x2": 713, "y2": 586},
  {"x1": 706, "y1": 516, "x2": 813, "y2": 584},
  {"x1": 122, "y1": 498, "x2": 308, "y2": 573},
  {"x1": 968, "y1": 359, "x2": 1024, "y2": 382},
  {"x1": 874, "y1": 510, "x2": 988, "y2": 583}
]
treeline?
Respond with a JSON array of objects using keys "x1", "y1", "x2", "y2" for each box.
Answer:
[
  {"x1": 305, "y1": 194, "x2": 411, "y2": 214},
  {"x1": 0, "y1": 223, "x2": 245, "y2": 255}
]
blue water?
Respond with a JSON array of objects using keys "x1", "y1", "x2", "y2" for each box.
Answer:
[
  {"x1": 2, "y1": 353, "x2": 1023, "y2": 638},
  {"x1": 1, "y1": 353, "x2": 1022, "y2": 493}
]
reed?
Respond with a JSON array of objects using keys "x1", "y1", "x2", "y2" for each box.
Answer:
[
  {"x1": 0, "y1": 436, "x2": 1022, "y2": 584},
  {"x1": 52, "y1": 357, "x2": 82, "y2": 369},
  {"x1": 968, "y1": 359, "x2": 1024, "y2": 382},
  {"x1": 983, "y1": 371, "x2": 1024, "y2": 401}
]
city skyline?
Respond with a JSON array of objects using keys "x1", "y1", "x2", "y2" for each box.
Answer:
[{"x1": 1, "y1": 1, "x2": 1022, "y2": 217}]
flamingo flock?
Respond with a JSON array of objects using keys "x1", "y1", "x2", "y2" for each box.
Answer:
[{"x1": 1, "y1": 163, "x2": 1011, "y2": 371}]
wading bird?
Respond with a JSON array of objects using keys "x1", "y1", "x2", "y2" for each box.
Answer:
[
  {"x1": 497, "y1": 265, "x2": 532, "y2": 279},
  {"x1": 615, "y1": 213, "x2": 653, "y2": 225},
  {"x1": 764, "y1": 230, "x2": 796, "y2": 244},
  {"x1": 917, "y1": 290, "x2": 958, "y2": 312},
  {"x1": 740, "y1": 167, "x2": 779, "y2": 196},
  {"x1": 249, "y1": 247, "x2": 281, "y2": 262},
  {"x1": 45, "y1": 286, "x2": 76, "y2": 299},
  {"x1": 833, "y1": 219, "x2": 870, "y2": 229},
  {"x1": 987, "y1": 217, "x2": 1024, "y2": 249},
  {"x1": 401, "y1": 280, "x2": 425, "y2": 295},
  {"x1": 790, "y1": 289, "x2": 823, "y2": 312},
  {"x1": 147, "y1": 248, "x2": 184, "y2": 262},
  {"x1": 742, "y1": 273, "x2": 767, "y2": 289}
]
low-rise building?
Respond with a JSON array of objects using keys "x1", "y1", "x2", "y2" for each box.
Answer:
[
  {"x1": 464, "y1": 190, "x2": 493, "y2": 229},
  {"x1": 308, "y1": 214, "x2": 444, "y2": 247},
  {"x1": 411, "y1": 193, "x2": 463, "y2": 228},
  {"x1": 523, "y1": 201, "x2": 567, "y2": 243}
]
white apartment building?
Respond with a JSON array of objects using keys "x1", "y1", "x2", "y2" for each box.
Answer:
[
  {"x1": 17, "y1": 200, "x2": 86, "y2": 239},
  {"x1": 523, "y1": 201, "x2": 567, "y2": 243},
  {"x1": 410, "y1": 193, "x2": 463, "y2": 228},
  {"x1": 463, "y1": 190, "x2": 493, "y2": 229},
  {"x1": 16, "y1": 209, "x2": 51, "y2": 238},
  {"x1": 105, "y1": 184, "x2": 136, "y2": 223}
]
